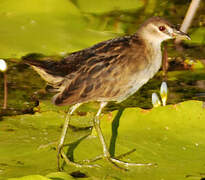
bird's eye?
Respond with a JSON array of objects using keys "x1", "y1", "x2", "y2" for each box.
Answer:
[{"x1": 159, "y1": 26, "x2": 166, "y2": 31}]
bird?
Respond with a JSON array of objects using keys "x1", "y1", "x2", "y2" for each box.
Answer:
[{"x1": 23, "y1": 17, "x2": 190, "y2": 170}]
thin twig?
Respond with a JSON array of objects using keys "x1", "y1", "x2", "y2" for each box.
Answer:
[
  {"x1": 175, "y1": 0, "x2": 201, "y2": 44},
  {"x1": 162, "y1": 43, "x2": 168, "y2": 81},
  {"x1": 3, "y1": 72, "x2": 7, "y2": 109}
]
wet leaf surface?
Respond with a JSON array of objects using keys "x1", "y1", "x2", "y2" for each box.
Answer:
[{"x1": 0, "y1": 101, "x2": 205, "y2": 180}]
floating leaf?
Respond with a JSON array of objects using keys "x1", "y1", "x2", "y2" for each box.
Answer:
[{"x1": 2, "y1": 100, "x2": 205, "y2": 179}]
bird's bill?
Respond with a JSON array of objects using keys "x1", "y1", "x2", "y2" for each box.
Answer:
[{"x1": 172, "y1": 29, "x2": 191, "y2": 40}]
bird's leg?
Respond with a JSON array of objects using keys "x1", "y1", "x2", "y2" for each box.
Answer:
[
  {"x1": 93, "y1": 102, "x2": 110, "y2": 157},
  {"x1": 93, "y1": 102, "x2": 154, "y2": 169},
  {"x1": 57, "y1": 103, "x2": 81, "y2": 170},
  {"x1": 57, "y1": 103, "x2": 95, "y2": 170}
]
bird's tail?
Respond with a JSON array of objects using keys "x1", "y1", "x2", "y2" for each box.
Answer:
[{"x1": 22, "y1": 53, "x2": 64, "y2": 92}]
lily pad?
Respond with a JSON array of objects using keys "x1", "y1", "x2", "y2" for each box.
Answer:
[
  {"x1": 71, "y1": 0, "x2": 144, "y2": 14},
  {"x1": 189, "y1": 27, "x2": 205, "y2": 45},
  {"x1": 0, "y1": 0, "x2": 115, "y2": 59},
  {"x1": 7, "y1": 175, "x2": 51, "y2": 180},
  {"x1": 1, "y1": 100, "x2": 205, "y2": 180}
]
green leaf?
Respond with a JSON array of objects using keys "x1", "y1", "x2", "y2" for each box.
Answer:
[
  {"x1": 7, "y1": 175, "x2": 50, "y2": 180},
  {"x1": 1, "y1": 100, "x2": 205, "y2": 180},
  {"x1": 7, "y1": 172, "x2": 75, "y2": 180},
  {"x1": 46, "y1": 172, "x2": 74, "y2": 180},
  {"x1": 0, "y1": 0, "x2": 115, "y2": 58},
  {"x1": 189, "y1": 27, "x2": 205, "y2": 45},
  {"x1": 73, "y1": 0, "x2": 144, "y2": 14}
]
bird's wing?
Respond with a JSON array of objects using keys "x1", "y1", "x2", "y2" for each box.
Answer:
[
  {"x1": 22, "y1": 37, "x2": 128, "y2": 88},
  {"x1": 59, "y1": 35, "x2": 131, "y2": 75},
  {"x1": 23, "y1": 36, "x2": 130, "y2": 77},
  {"x1": 52, "y1": 35, "x2": 146, "y2": 106},
  {"x1": 23, "y1": 35, "x2": 131, "y2": 85}
]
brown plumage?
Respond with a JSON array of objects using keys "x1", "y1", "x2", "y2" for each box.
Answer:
[
  {"x1": 23, "y1": 17, "x2": 190, "y2": 169},
  {"x1": 23, "y1": 17, "x2": 190, "y2": 107},
  {"x1": 24, "y1": 35, "x2": 149, "y2": 105}
]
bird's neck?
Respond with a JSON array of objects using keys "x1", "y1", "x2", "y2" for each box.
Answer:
[
  {"x1": 139, "y1": 34, "x2": 162, "y2": 49},
  {"x1": 135, "y1": 29, "x2": 163, "y2": 49},
  {"x1": 135, "y1": 32, "x2": 163, "y2": 74}
]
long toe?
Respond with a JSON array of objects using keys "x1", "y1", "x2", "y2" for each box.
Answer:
[
  {"x1": 60, "y1": 150, "x2": 100, "y2": 168},
  {"x1": 109, "y1": 157, "x2": 155, "y2": 167},
  {"x1": 104, "y1": 156, "x2": 156, "y2": 171}
]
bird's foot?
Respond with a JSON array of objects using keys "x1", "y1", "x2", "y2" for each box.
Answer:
[
  {"x1": 57, "y1": 147, "x2": 155, "y2": 171},
  {"x1": 109, "y1": 149, "x2": 156, "y2": 169},
  {"x1": 82, "y1": 148, "x2": 136, "y2": 163},
  {"x1": 82, "y1": 149, "x2": 155, "y2": 171},
  {"x1": 58, "y1": 149, "x2": 100, "y2": 171},
  {"x1": 107, "y1": 157, "x2": 154, "y2": 169}
]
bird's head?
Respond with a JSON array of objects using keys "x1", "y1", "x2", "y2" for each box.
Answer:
[{"x1": 138, "y1": 17, "x2": 190, "y2": 43}]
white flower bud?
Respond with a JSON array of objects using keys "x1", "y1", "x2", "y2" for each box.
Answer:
[
  {"x1": 0, "y1": 59, "x2": 7, "y2": 72},
  {"x1": 160, "y1": 81, "x2": 168, "y2": 106},
  {"x1": 152, "y1": 93, "x2": 161, "y2": 107}
]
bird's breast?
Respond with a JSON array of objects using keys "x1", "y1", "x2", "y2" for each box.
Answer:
[{"x1": 117, "y1": 46, "x2": 162, "y2": 102}]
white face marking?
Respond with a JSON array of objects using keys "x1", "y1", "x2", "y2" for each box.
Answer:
[
  {"x1": 151, "y1": 24, "x2": 173, "y2": 41},
  {"x1": 140, "y1": 23, "x2": 173, "y2": 45}
]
